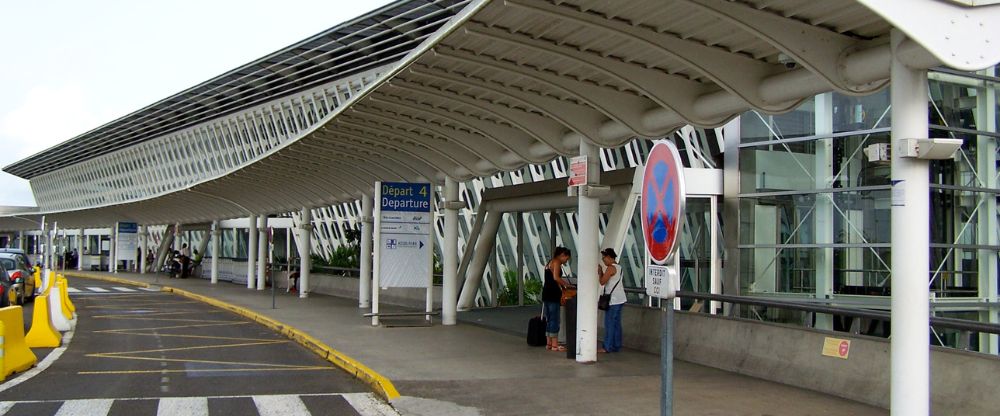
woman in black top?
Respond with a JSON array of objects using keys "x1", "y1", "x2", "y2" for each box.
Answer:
[{"x1": 542, "y1": 247, "x2": 572, "y2": 351}]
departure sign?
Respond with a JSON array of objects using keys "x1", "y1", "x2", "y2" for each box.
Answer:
[
  {"x1": 376, "y1": 182, "x2": 432, "y2": 288},
  {"x1": 641, "y1": 141, "x2": 685, "y2": 265}
]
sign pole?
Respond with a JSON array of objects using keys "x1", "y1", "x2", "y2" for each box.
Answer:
[
  {"x1": 372, "y1": 182, "x2": 383, "y2": 327},
  {"x1": 662, "y1": 301, "x2": 674, "y2": 416},
  {"x1": 639, "y1": 140, "x2": 685, "y2": 416}
]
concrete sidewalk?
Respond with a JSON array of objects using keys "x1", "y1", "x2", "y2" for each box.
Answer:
[{"x1": 65, "y1": 271, "x2": 885, "y2": 416}]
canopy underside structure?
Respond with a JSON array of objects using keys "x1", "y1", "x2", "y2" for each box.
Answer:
[{"x1": 4, "y1": 0, "x2": 1000, "y2": 228}]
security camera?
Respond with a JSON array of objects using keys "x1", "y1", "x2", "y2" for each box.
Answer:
[{"x1": 778, "y1": 53, "x2": 797, "y2": 69}]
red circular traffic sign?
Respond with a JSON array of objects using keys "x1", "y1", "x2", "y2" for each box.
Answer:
[{"x1": 641, "y1": 141, "x2": 685, "y2": 265}]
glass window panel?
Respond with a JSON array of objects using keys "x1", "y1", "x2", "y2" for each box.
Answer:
[
  {"x1": 832, "y1": 89, "x2": 891, "y2": 132},
  {"x1": 740, "y1": 97, "x2": 816, "y2": 144}
]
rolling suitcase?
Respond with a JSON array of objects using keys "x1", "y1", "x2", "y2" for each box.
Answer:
[{"x1": 527, "y1": 315, "x2": 546, "y2": 346}]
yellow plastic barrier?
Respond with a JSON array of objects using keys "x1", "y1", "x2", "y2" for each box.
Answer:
[
  {"x1": 32, "y1": 269, "x2": 41, "y2": 297},
  {"x1": 0, "y1": 306, "x2": 38, "y2": 377},
  {"x1": 55, "y1": 278, "x2": 73, "y2": 320},
  {"x1": 25, "y1": 291, "x2": 60, "y2": 348},
  {"x1": 58, "y1": 278, "x2": 75, "y2": 313}
]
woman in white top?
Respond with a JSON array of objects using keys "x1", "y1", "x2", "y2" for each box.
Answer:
[{"x1": 598, "y1": 248, "x2": 626, "y2": 353}]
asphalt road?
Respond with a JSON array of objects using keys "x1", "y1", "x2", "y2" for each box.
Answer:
[{"x1": 0, "y1": 278, "x2": 389, "y2": 416}]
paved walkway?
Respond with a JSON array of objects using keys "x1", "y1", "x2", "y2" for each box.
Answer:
[{"x1": 65, "y1": 272, "x2": 886, "y2": 416}]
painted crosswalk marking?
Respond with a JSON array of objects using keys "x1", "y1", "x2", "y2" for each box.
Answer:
[
  {"x1": 252, "y1": 394, "x2": 311, "y2": 416},
  {"x1": 85, "y1": 287, "x2": 109, "y2": 292},
  {"x1": 53, "y1": 399, "x2": 114, "y2": 416},
  {"x1": 156, "y1": 397, "x2": 208, "y2": 416},
  {"x1": 66, "y1": 287, "x2": 81, "y2": 293},
  {"x1": 0, "y1": 393, "x2": 396, "y2": 416},
  {"x1": 111, "y1": 287, "x2": 137, "y2": 292}
]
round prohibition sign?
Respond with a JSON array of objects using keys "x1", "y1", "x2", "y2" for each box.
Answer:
[{"x1": 641, "y1": 141, "x2": 686, "y2": 265}]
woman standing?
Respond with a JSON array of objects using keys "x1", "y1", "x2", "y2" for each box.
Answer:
[
  {"x1": 598, "y1": 248, "x2": 626, "y2": 353},
  {"x1": 541, "y1": 247, "x2": 572, "y2": 352}
]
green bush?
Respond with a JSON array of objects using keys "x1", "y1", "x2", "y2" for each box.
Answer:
[{"x1": 497, "y1": 269, "x2": 542, "y2": 305}]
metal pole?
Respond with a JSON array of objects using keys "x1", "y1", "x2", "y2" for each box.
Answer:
[
  {"x1": 271, "y1": 262, "x2": 276, "y2": 309},
  {"x1": 372, "y1": 184, "x2": 383, "y2": 326},
  {"x1": 661, "y1": 305, "x2": 674, "y2": 416},
  {"x1": 889, "y1": 29, "x2": 930, "y2": 416},
  {"x1": 247, "y1": 215, "x2": 258, "y2": 289},
  {"x1": 109, "y1": 223, "x2": 117, "y2": 274},
  {"x1": 516, "y1": 212, "x2": 524, "y2": 306},
  {"x1": 442, "y1": 179, "x2": 459, "y2": 325},
  {"x1": 257, "y1": 216, "x2": 268, "y2": 290},
  {"x1": 360, "y1": 196, "x2": 374, "y2": 308},
  {"x1": 78, "y1": 229, "x2": 85, "y2": 272}
]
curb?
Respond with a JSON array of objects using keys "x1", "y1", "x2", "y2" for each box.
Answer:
[
  {"x1": 62, "y1": 271, "x2": 151, "y2": 288},
  {"x1": 64, "y1": 272, "x2": 401, "y2": 401}
]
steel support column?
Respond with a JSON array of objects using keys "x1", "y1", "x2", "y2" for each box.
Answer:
[
  {"x1": 299, "y1": 208, "x2": 312, "y2": 298},
  {"x1": 576, "y1": 139, "x2": 600, "y2": 363},
  {"x1": 247, "y1": 215, "x2": 258, "y2": 289},
  {"x1": 442, "y1": 178, "x2": 460, "y2": 325},
  {"x1": 889, "y1": 30, "x2": 929, "y2": 416},
  {"x1": 110, "y1": 223, "x2": 117, "y2": 274},
  {"x1": 211, "y1": 221, "x2": 220, "y2": 284},
  {"x1": 360, "y1": 195, "x2": 374, "y2": 308}
]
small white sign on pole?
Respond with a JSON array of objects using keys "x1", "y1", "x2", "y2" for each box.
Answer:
[
  {"x1": 568, "y1": 155, "x2": 588, "y2": 186},
  {"x1": 645, "y1": 264, "x2": 678, "y2": 299}
]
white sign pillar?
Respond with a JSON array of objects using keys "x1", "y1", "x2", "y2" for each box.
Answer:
[
  {"x1": 372, "y1": 182, "x2": 433, "y2": 326},
  {"x1": 109, "y1": 223, "x2": 117, "y2": 274},
  {"x1": 299, "y1": 208, "x2": 312, "y2": 298},
  {"x1": 442, "y1": 178, "x2": 460, "y2": 326},
  {"x1": 257, "y1": 216, "x2": 268, "y2": 291},
  {"x1": 210, "y1": 221, "x2": 220, "y2": 284},
  {"x1": 359, "y1": 196, "x2": 373, "y2": 308},
  {"x1": 247, "y1": 215, "x2": 258, "y2": 289},
  {"x1": 576, "y1": 140, "x2": 600, "y2": 363},
  {"x1": 889, "y1": 30, "x2": 930, "y2": 416}
]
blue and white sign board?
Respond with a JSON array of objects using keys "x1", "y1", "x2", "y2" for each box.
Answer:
[
  {"x1": 116, "y1": 222, "x2": 139, "y2": 261},
  {"x1": 375, "y1": 182, "x2": 432, "y2": 288}
]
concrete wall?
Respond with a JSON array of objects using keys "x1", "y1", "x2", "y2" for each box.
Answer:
[{"x1": 618, "y1": 306, "x2": 1000, "y2": 414}]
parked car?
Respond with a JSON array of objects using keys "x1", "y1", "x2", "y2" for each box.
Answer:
[{"x1": 0, "y1": 252, "x2": 37, "y2": 306}]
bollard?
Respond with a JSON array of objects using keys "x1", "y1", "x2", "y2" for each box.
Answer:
[
  {"x1": 25, "y1": 292, "x2": 60, "y2": 348},
  {"x1": 0, "y1": 306, "x2": 38, "y2": 377}
]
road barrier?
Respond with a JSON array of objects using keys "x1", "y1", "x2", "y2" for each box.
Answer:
[
  {"x1": 54, "y1": 276, "x2": 74, "y2": 320},
  {"x1": 58, "y1": 278, "x2": 76, "y2": 314},
  {"x1": 25, "y1": 289, "x2": 60, "y2": 348},
  {"x1": 48, "y1": 277, "x2": 73, "y2": 332},
  {"x1": 0, "y1": 306, "x2": 38, "y2": 378}
]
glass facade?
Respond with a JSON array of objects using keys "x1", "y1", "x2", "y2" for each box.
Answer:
[{"x1": 736, "y1": 68, "x2": 1000, "y2": 352}]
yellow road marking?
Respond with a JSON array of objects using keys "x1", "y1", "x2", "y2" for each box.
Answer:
[
  {"x1": 91, "y1": 317, "x2": 236, "y2": 323},
  {"x1": 96, "y1": 332, "x2": 280, "y2": 343},
  {"x1": 78, "y1": 367, "x2": 334, "y2": 375},
  {"x1": 85, "y1": 354, "x2": 324, "y2": 368},
  {"x1": 92, "y1": 310, "x2": 225, "y2": 318},
  {"x1": 91, "y1": 340, "x2": 288, "y2": 356},
  {"x1": 94, "y1": 322, "x2": 249, "y2": 333}
]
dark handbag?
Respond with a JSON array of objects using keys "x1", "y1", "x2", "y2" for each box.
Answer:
[{"x1": 598, "y1": 274, "x2": 621, "y2": 311}]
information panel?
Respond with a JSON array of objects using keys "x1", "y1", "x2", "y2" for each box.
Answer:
[
  {"x1": 376, "y1": 182, "x2": 432, "y2": 288},
  {"x1": 116, "y1": 222, "x2": 139, "y2": 261}
]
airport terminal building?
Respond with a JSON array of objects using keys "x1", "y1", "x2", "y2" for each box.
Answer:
[{"x1": 2, "y1": 1, "x2": 999, "y2": 413}]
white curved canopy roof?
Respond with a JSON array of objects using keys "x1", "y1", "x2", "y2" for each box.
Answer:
[{"x1": 6, "y1": 0, "x2": 1000, "y2": 229}]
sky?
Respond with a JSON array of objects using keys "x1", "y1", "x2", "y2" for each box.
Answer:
[{"x1": 0, "y1": 0, "x2": 396, "y2": 207}]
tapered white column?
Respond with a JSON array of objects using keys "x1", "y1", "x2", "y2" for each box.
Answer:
[
  {"x1": 889, "y1": 30, "x2": 929, "y2": 416},
  {"x1": 577, "y1": 140, "x2": 600, "y2": 363},
  {"x1": 247, "y1": 215, "x2": 258, "y2": 289},
  {"x1": 442, "y1": 178, "x2": 460, "y2": 325},
  {"x1": 139, "y1": 226, "x2": 147, "y2": 274},
  {"x1": 298, "y1": 208, "x2": 312, "y2": 298},
  {"x1": 360, "y1": 196, "x2": 374, "y2": 308},
  {"x1": 109, "y1": 224, "x2": 117, "y2": 274},
  {"x1": 210, "y1": 221, "x2": 220, "y2": 284},
  {"x1": 257, "y1": 216, "x2": 268, "y2": 290},
  {"x1": 18, "y1": 231, "x2": 24, "y2": 251},
  {"x1": 77, "y1": 229, "x2": 85, "y2": 272}
]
